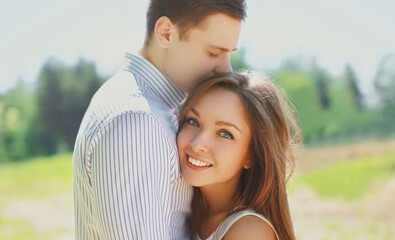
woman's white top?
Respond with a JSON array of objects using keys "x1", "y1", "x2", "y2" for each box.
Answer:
[{"x1": 195, "y1": 209, "x2": 279, "y2": 240}]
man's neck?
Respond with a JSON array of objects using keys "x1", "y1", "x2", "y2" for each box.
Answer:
[{"x1": 139, "y1": 43, "x2": 165, "y2": 75}]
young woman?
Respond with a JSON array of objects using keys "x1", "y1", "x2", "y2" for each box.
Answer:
[{"x1": 177, "y1": 72, "x2": 301, "y2": 240}]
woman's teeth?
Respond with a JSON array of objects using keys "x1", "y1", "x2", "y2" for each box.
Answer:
[{"x1": 188, "y1": 156, "x2": 212, "y2": 167}]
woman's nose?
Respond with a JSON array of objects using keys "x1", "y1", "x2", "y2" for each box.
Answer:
[{"x1": 190, "y1": 133, "x2": 209, "y2": 153}]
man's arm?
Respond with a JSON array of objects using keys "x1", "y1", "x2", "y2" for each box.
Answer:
[{"x1": 90, "y1": 113, "x2": 172, "y2": 239}]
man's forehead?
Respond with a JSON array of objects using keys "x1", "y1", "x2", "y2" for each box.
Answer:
[
  {"x1": 198, "y1": 13, "x2": 240, "y2": 30},
  {"x1": 180, "y1": 14, "x2": 217, "y2": 39},
  {"x1": 179, "y1": 13, "x2": 241, "y2": 51}
]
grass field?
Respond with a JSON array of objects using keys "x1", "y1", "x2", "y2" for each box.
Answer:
[
  {"x1": 291, "y1": 151, "x2": 395, "y2": 200},
  {"x1": 1, "y1": 140, "x2": 394, "y2": 240},
  {"x1": 0, "y1": 154, "x2": 74, "y2": 240}
]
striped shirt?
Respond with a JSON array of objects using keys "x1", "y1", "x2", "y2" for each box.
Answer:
[{"x1": 73, "y1": 53, "x2": 193, "y2": 239}]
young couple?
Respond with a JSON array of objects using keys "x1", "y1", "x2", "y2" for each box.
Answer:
[{"x1": 73, "y1": 0, "x2": 300, "y2": 239}]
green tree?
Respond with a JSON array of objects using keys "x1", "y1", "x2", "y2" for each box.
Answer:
[
  {"x1": 373, "y1": 54, "x2": 395, "y2": 133},
  {"x1": 36, "y1": 57, "x2": 104, "y2": 151},
  {"x1": 311, "y1": 62, "x2": 331, "y2": 109},
  {"x1": 231, "y1": 47, "x2": 249, "y2": 70},
  {"x1": 274, "y1": 69, "x2": 327, "y2": 142},
  {"x1": 374, "y1": 54, "x2": 395, "y2": 104},
  {"x1": 36, "y1": 58, "x2": 64, "y2": 154},
  {"x1": 274, "y1": 63, "x2": 378, "y2": 144},
  {"x1": 344, "y1": 64, "x2": 363, "y2": 110},
  {"x1": 0, "y1": 80, "x2": 36, "y2": 161}
]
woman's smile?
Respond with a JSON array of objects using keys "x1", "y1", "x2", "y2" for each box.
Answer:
[{"x1": 185, "y1": 154, "x2": 213, "y2": 170}]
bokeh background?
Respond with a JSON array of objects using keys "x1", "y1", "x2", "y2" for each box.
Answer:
[{"x1": 1, "y1": 0, "x2": 395, "y2": 239}]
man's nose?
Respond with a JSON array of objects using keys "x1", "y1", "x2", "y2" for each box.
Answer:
[{"x1": 213, "y1": 54, "x2": 232, "y2": 74}]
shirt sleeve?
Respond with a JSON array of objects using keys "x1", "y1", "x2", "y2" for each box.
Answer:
[{"x1": 89, "y1": 112, "x2": 172, "y2": 239}]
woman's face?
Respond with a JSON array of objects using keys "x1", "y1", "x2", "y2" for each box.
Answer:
[{"x1": 177, "y1": 87, "x2": 251, "y2": 188}]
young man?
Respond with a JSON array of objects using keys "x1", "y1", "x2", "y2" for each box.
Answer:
[{"x1": 73, "y1": 0, "x2": 246, "y2": 239}]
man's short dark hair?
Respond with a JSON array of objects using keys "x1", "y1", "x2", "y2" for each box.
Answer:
[{"x1": 145, "y1": 0, "x2": 246, "y2": 46}]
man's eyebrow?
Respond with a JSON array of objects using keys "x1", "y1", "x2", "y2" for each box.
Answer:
[
  {"x1": 209, "y1": 45, "x2": 238, "y2": 52},
  {"x1": 215, "y1": 121, "x2": 241, "y2": 133},
  {"x1": 191, "y1": 108, "x2": 200, "y2": 118}
]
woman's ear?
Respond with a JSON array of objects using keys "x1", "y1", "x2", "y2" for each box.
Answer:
[
  {"x1": 154, "y1": 16, "x2": 176, "y2": 49},
  {"x1": 243, "y1": 158, "x2": 252, "y2": 169}
]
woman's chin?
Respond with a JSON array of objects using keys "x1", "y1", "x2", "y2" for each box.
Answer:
[{"x1": 181, "y1": 171, "x2": 204, "y2": 187}]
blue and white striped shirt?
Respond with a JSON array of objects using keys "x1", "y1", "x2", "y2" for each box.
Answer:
[{"x1": 73, "y1": 53, "x2": 193, "y2": 239}]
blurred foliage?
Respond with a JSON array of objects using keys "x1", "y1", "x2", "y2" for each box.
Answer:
[
  {"x1": 311, "y1": 61, "x2": 331, "y2": 109},
  {"x1": 374, "y1": 54, "x2": 395, "y2": 104},
  {"x1": 0, "y1": 81, "x2": 36, "y2": 161},
  {"x1": 0, "y1": 58, "x2": 105, "y2": 162},
  {"x1": 273, "y1": 54, "x2": 395, "y2": 144},
  {"x1": 1, "y1": 52, "x2": 395, "y2": 162},
  {"x1": 231, "y1": 47, "x2": 249, "y2": 70},
  {"x1": 344, "y1": 63, "x2": 363, "y2": 111},
  {"x1": 36, "y1": 57, "x2": 102, "y2": 149},
  {"x1": 274, "y1": 68, "x2": 377, "y2": 143},
  {"x1": 373, "y1": 54, "x2": 395, "y2": 132}
]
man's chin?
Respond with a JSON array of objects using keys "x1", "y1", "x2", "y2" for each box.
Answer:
[
  {"x1": 181, "y1": 80, "x2": 201, "y2": 94},
  {"x1": 186, "y1": 73, "x2": 214, "y2": 93}
]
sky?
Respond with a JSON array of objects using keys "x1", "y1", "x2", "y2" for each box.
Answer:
[{"x1": 1, "y1": 0, "x2": 394, "y2": 94}]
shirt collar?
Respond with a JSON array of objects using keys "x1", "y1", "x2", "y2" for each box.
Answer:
[{"x1": 123, "y1": 52, "x2": 186, "y2": 109}]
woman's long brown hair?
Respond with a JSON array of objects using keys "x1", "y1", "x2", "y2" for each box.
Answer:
[{"x1": 178, "y1": 71, "x2": 302, "y2": 240}]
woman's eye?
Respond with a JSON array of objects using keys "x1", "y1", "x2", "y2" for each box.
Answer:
[
  {"x1": 219, "y1": 131, "x2": 234, "y2": 139},
  {"x1": 186, "y1": 118, "x2": 199, "y2": 127}
]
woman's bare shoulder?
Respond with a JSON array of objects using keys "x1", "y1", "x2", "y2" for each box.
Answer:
[{"x1": 222, "y1": 215, "x2": 276, "y2": 240}]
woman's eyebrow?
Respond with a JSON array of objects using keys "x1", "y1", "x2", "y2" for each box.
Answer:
[
  {"x1": 215, "y1": 121, "x2": 241, "y2": 133},
  {"x1": 191, "y1": 108, "x2": 200, "y2": 118}
]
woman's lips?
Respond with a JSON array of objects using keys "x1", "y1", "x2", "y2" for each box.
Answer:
[{"x1": 185, "y1": 154, "x2": 213, "y2": 171}]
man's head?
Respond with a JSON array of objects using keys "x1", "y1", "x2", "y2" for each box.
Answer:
[{"x1": 141, "y1": 0, "x2": 246, "y2": 93}]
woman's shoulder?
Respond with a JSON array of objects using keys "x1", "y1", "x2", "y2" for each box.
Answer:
[
  {"x1": 223, "y1": 214, "x2": 276, "y2": 240},
  {"x1": 216, "y1": 209, "x2": 278, "y2": 240}
]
